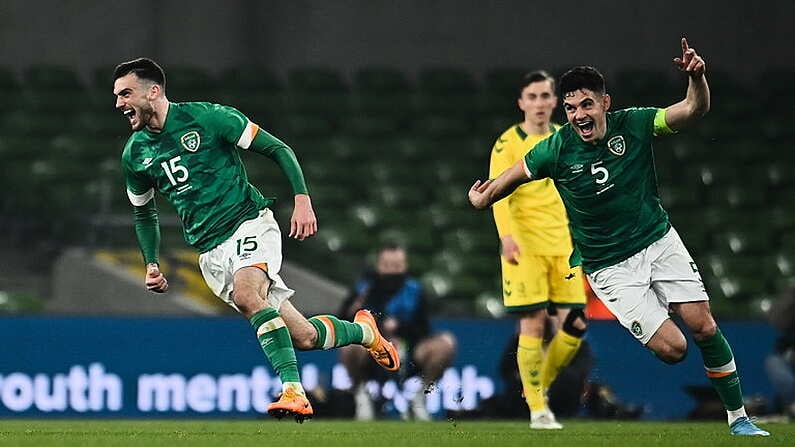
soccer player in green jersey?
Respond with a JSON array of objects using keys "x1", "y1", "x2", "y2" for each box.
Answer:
[
  {"x1": 113, "y1": 58, "x2": 400, "y2": 422},
  {"x1": 469, "y1": 39, "x2": 769, "y2": 436}
]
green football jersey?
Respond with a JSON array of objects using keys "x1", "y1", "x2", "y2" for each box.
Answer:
[
  {"x1": 524, "y1": 107, "x2": 671, "y2": 273},
  {"x1": 121, "y1": 102, "x2": 273, "y2": 253}
]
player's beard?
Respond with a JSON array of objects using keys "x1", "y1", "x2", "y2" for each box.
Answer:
[{"x1": 133, "y1": 104, "x2": 155, "y2": 131}]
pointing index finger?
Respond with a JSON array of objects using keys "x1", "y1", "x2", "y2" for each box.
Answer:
[{"x1": 681, "y1": 37, "x2": 689, "y2": 52}]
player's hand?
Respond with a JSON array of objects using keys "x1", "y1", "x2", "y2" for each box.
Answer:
[
  {"x1": 290, "y1": 194, "x2": 318, "y2": 240},
  {"x1": 500, "y1": 235, "x2": 521, "y2": 265},
  {"x1": 673, "y1": 37, "x2": 706, "y2": 78},
  {"x1": 468, "y1": 179, "x2": 493, "y2": 209},
  {"x1": 145, "y1": 263, "x2": 168, "y2": 293}
]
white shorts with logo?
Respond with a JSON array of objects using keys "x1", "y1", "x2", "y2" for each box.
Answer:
[
  {"x1": 198, "y1": 208, "x2": 294, "y2": 312},
  {"x1": 585, "y1": 227, "x2": 708, "y2": 345}
]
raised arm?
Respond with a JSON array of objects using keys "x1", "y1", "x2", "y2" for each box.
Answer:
[
  {"x1": 664, "y1": 37, "x2": 710, "y2": 131},
  {"x1": 469, "y1": 160, "x2": 533, "y2": 210}
]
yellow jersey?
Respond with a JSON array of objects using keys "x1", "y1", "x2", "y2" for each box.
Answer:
[{"x1": 489, "y1": 124, "x2": 572, "y2": 256}]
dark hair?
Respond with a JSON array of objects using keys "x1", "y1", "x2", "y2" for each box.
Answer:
[
  {"x1": 378, "y1": 240, "x2": 405, "y2": 255},
  {"x1": 559, "y1": 66, "x2": 605, "y2": 96},
  {"x1": 113, "y1": 58, "x2": 166, "y2": 87},
  {"x1": 518, "y1": 70, "x2": 555, "y2": 97}
]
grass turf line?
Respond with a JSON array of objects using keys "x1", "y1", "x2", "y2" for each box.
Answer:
[{"x1": 0, "y1": 420, "x2": 788, "y2": 447}]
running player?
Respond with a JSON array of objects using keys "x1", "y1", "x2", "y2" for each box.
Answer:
[
  {"x1": 469, "y1": 39, "x2": 769, "y2": 436},
  {"x1": 113, "y1": 58, "x2": 399, "y2": 422}
]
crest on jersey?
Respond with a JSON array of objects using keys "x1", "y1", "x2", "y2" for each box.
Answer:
[
  {"x1": 180, "y1": 131, "x2": 201, "y2": 152},
  {"x1": 607, "y1": 135, "x2": 626, "y2": 156},
  {"x1": 631, "y1": 321, "x2": 643, "y2": 337}
]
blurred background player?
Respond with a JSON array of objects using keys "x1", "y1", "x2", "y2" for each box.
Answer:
[
  {"x1": 488, "y1": 70, "x2": 587, "y2": 429},
  {"x1": 114, "y1": 57, "x2": 399, "y2": 422},
  {"x1": 338, "y1": 242, "x2": 457, "y2": 420},
  {"x1": 469, "y1": 38, "x2": 769, "y2": 437}
]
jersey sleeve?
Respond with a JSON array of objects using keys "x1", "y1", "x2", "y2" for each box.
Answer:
[
  {"x1": 122, "y1": 150, "x2": 154, "y2": 205},
  {"x1": 625, "y1": 107, "x2": 665, "y2": 137},
  {"x1": 523, "y1": 133, "x2": 559, "y2": 180},
  {"x1": 489, "y1": 133, "x2": 515, "y2": 238},
  {"x1": 204, "y1": 104, "x2": 251, "y2": 146}
]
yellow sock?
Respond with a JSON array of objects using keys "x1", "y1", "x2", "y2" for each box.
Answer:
[
  {"x1": 540, "y1": 329, "x2": 583, "y2": 390},
  {"x1": 517, "y1": 334, "x2": 545, "y2": 413}
]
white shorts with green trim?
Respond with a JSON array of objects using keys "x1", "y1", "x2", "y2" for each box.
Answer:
[
  {"x1": 586, "y1": 227, "x2": 708, "y2": 345},
  {"x1": 198, "y1": 208, "x2": 294, "y2": 312}
]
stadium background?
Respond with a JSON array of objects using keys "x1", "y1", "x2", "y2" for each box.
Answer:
[{"x1": 0, "y1": 0, "x2": 793, "y2": 421}]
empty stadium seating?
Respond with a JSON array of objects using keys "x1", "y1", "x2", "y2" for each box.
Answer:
[{"x1": 0, "y1": 64, "x2": 791, "y2": 318}]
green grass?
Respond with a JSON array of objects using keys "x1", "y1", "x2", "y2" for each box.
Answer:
[{"x1": 0, "y1": 420, "x2": 789, "y2": 447}]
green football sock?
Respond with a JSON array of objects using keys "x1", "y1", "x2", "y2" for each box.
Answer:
[
  {"x1": 694, "y1": 327, "x2": 744, "y2": 411},
  {"x1": 308, "y1": 315, "x2": 367, "y2": 350},
  {"x1": 250, "y1": 308, "x2": 301, "y2": 383}
]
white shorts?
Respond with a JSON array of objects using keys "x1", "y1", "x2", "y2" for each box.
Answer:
[
  {"x1": 198, "y1": 208, "x2": 294, "y2": 312},
  {"x1": 586, "y1": 227, "x2": 708, "y2": 344}
]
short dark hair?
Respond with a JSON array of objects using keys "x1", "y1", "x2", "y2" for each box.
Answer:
[
  {"x1": 113, "y1": 58, "x2": 166, "y2": 87},
  {"x1": 378, "y1": 240, "x2": 404, "y2": 255},
  {"x1": 519, "y1": 70, "x2": 555, "y2": 97},
  {"x1": 559, "y1": 66, "x2": 605, "y2": 97}
]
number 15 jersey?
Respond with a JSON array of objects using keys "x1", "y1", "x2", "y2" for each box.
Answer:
[
  {"x1": 523, "y1": 107, "x2": 673, "y2": 273},
  {"x1": 121, "y1": 102, "x2": 273, "y2": 253}
]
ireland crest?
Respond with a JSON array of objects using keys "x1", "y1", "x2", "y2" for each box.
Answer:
[
  {"x1": 631, "y1": 321, "x2": 643, "y2": 337},
  {"x1": 180, "y1": 131, "x2": 201, "y2": 152},
  {"x1": 607, "y1": 135, "x2": 625, "y2": 156}
]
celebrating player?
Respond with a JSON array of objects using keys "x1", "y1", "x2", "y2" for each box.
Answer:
[
  {"x1": 469, "y1": 39, "x2": 769, "y2": 436},
  {"x1": 488, "y1": 71, "x2": 587, "y2": 429},
  {"x1": 113, "y1": 58, "x2": 399, "y2": 422}
]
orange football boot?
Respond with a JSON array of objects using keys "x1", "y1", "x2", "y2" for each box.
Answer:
[
  {"x1": 355, "y1": 309, "x2": 401, "y2": 371},
  {"x1": 267, "y1": 388, "x2": 313, "y2": 423}
]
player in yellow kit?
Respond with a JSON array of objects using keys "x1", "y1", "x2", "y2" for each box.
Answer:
[{"x1": 489, "y1": 71, "x2": 587, "y2": 429}]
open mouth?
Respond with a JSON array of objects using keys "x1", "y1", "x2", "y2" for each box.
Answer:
[
  {"x1": 122, "y1": 108, "x2": 135, "y2": 119},
  {"x1": 576, "y1": 120, "x2": 595, "y2": 137}
]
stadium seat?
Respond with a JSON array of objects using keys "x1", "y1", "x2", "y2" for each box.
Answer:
[
  {"x1": 710, "y1": 229, "x2": 772, "y2": 255},
  {"x1": 416, "y1": 67, "x2": 479, "y2": 117},
  {"x1": 277, "y1": 113, "x2": 335, "y2": 139},
  {"x1": 340, "y1": 114, "x2": 401, "y2": 138},
  {"x1": 25, "y1": 64, "x2": 83, "y2": 89},
  {"x1": 411, "y1": 115, "x2": 472, "y2": 138},
  {"x1": 164, "y1": 65, "x2": 217, "y2": 102},
  {"x1": 659, "y1": 185, "x2": 702, "y2": 210},
  {"x1": 772, "y1": 252, "x2": 794, "y2": 278},
  {"x1": 74, "y1": 111, "x2": 131, "y2": 138},
  {"x1": 684, "y1": 163, "x2": 739, "y2": 187},
  {"x1": 369, "y1": 184, "x2": 425, "y2": 208},
  {"x1": 707, "y1": 185, "x2": 767, "y2": 209},
  {"x1": 24, "y1": 65, "x2": 88, "y2": 111},
  {"x1": 1, "y1": 111, "x2": 67, "y2": 136},
  {"x1": 0, "y1": 66, "x2": 27, "y2": 111},
  {"x1": 286, "y1": 67, "x2": 350, "y2": 116},
  {"x1": 215, "y1": 69, "x2": 285, "y2": 122}
]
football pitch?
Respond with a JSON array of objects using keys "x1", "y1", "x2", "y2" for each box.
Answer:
[{"x1": 0, "y1": 420, "x2": 789, "y2": 447}]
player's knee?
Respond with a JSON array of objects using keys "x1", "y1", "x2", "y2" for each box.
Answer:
[
  {"x1": 657, "y1": 339, "x2": 688, "y2": 364},
  {"x1": 691, "y1": 320, "x2": 717, "y2": 341},
  {"x1": 231, "y1": 290, "x2": 262, "y2": 317},
  {"x1": 562, "y1": 308, "x2": 587, "y2": 337}
]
